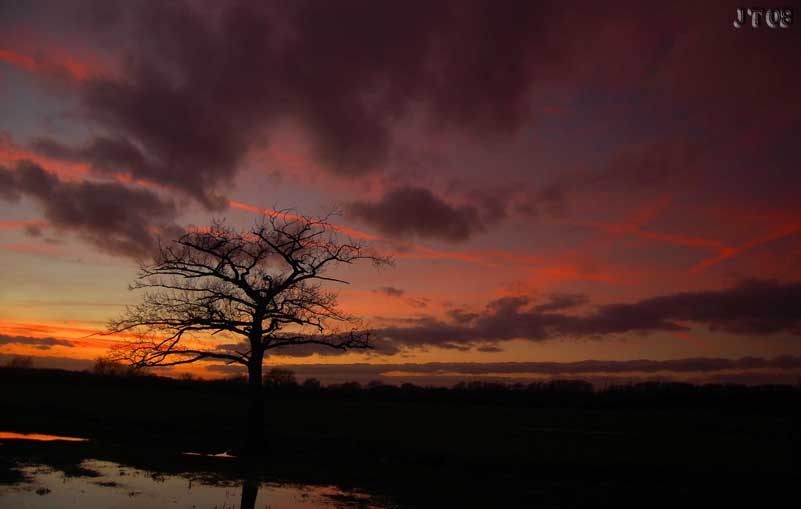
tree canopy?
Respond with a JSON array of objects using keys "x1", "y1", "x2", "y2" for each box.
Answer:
[{"x1": 107, "y1": 211, "x2": 391, "y2": 371}]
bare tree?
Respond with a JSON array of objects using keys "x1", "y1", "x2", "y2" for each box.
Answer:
[{"x1": 107, "y1": 211, "x2": 391, "y2": 452}]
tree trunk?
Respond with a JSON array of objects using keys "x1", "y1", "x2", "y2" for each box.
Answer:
[{"x1": 245, "y1": 352, "x2": 265, "y2": 455}]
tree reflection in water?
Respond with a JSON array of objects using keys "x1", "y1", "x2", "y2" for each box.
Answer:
[{"x1": 240, "y1": 476, "x2": 259, "y2": 509}]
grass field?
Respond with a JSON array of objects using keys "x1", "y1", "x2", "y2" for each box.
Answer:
[{"x1": 2, "y1": 367, "x2": 800, "y2": 507}]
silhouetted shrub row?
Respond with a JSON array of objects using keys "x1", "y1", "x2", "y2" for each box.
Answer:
[
  {"x1": 264, "y1": 378, "x2": 801, "y2": 414},
  {"x1": 2, "y1": 366, "x2": 800, "y2": 415}
]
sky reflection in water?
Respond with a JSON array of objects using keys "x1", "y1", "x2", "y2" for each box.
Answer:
[
  {"x1": 0, "y1": 432, "x2": 88, "y2": 442},
  {"x1": 0, "y1": 459, "x2": 386, "y2": 509}
]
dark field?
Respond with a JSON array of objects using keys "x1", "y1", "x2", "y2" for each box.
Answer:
[{"x1": 2, "y1": 368, "x2": 800, "y2": 508}]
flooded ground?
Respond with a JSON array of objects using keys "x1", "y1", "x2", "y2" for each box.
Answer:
[
  {"x1": 0, "y1": 459, "x2": 387, "y2": 509},
  {"x1": 0, "y1": 432, "x2": 88, "y2": 442},
  {"x1": 0, "y1": 430, "x2": 392, "y2": 508}
]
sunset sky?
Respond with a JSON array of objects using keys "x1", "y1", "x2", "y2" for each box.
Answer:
[{"x1": 2, "y1": 1, "x2": 800, "y2": 385}]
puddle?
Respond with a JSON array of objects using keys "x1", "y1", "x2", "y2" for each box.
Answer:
[
  {"x1": 0, "y1": 459, "x2": 388, "y2": 508},
  {"x1": 182, "y1": 451, "x2": 237, "y2": 459},
  {"x1": 0, "y1": 432, "x2": 88, "y2": 442}
]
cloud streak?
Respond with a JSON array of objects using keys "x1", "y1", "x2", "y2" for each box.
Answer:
[
  {"x1": 206, "y1": 355, "x2": 801, "y2": 386},
  {"x1": 0, "y1": 334, "x2": 74, "y2": 350},
  {"x1": 373, "y1": 279, "x2": 801, "y2": 350},
  {"x1": 262, "y1": 356, "x2": 801, "y2": 377}
]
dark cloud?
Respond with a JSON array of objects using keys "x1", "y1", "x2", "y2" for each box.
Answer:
[
  {"x1": 373, "y1": 287, "x2": 430, "y2": 309},
  {"x1": 0, "y1": 168, "x2": 20, "y2": 201},
  {"x1": 616, "y1": 279, "x2": 801, "y2": 335},
  {"x1": 23, "y1": 223, "x2": 44, "y2": 237},
  {"x1": 406, "y1": 297, "x2": 430, "y2": 309},
  {"x1": 531, "y1": 293, "x2": 588, "y2": 313},
  {"x1": 19, "y1": 0, "x2": 563, "y2": 207},
  {"x1": 32, "y1": 136, "x2": 152, "y2": 182},
  {"x1": 371, "y1": 356, "x2": 801, "y2": 376},
  {"x1": 447, "y1": 308, "x2": 480, "y2": 323},
  {"x1": 4, "y1": 1, "x2": 797, "y2": 208},
  {"x1": 206, "y1": 355, "x2": 801, "y2": 386},
  {"x1": 0, "y1": 334, "x2": 74, "y2": 350},
  {"x1": 348, "y1": 182, "x2": 533, "y2": 242},
  {"x1": 450, "y1": 181, "x2": 563, "y2": 224},
  {"x1": 285, "y1": 342, "x2": 398, "y2": 357},
  {"x1": 374, "y1": 286, "x2": 405, "y2": 297},
  {"x1": 0, "y1": 161, "x2": 180, "y2": 258},
  {"x1": 5, "y1": 0, "x2": 800, "y2": 248},
  {"x1": 348, "y1": 186, "x2": 483, "y2": 242},
  {"x1": 373, "y1": 280, "x2": 801, "y2": 350}
]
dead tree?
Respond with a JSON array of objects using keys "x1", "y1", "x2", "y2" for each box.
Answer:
[{"x1": 107, "y1": 211, "x2": 391, "y2": 453}]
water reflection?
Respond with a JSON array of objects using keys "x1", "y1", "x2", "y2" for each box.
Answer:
[
  {"x1": 0, "y1": 459, "x2": 384, "y2": 508},
  {"x1": 183, "y1": 451, "x2": 237, "y2": 459},
  {"x1": 240, "y1": 476, "x2": 259, "y2": 509},
  {"x1": 0, "y1": 431, "x2": 88, "y2": 442}
]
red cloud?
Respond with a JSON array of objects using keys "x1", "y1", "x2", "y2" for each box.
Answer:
[{"x1": 0, "y1": 46, "x2": 107, "y2": 82}]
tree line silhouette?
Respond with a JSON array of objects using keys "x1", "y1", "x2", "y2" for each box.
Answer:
[{"x1": 3, "y1": 364, "x2": 799, "y2": 415}]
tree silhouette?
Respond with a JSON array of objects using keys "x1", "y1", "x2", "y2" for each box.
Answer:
[{"x1": 107, "y1": 211, "x2": 390, "y2": 452}]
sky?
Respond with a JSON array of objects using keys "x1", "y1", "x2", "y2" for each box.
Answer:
[{"x1": 1, "y1": 0, "x2": 801, "y2": 386}]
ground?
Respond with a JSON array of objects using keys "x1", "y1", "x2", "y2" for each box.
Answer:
[{"x1": 2, "y1": 368, "x2": 799, "y2": 508}]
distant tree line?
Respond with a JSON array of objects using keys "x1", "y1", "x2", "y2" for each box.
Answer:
[
  {"x1": 3, "y1": 355, "x2": 34, "y2": 369},
  {"x1": 2, "y1": 361, "x2": 800, "y2": 415}
]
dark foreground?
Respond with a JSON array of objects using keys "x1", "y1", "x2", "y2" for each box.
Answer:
[{"x1": 2, "y1": 368, "x2": 800, "y2": 508}]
